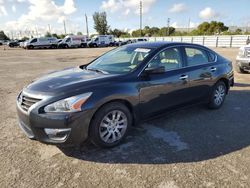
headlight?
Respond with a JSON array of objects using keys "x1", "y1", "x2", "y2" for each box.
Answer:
[
  {"x1": 44, "y1": 92, "x2": 92, "y2": 113},
  {"x1": 238, "y1": 49, "x2": 245, "y2": 58}
]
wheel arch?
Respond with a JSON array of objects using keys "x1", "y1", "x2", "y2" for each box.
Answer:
[
  {"x1": 87, "y1": 98, "x2": 137, "y2": 143},
  {"x1": 216, "y1": 77, "x2": 230, "y2": 94}
]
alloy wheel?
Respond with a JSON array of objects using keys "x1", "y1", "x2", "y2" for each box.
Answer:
[
  {"x1": 214, "y1": 84, "x2": 226, "y2": 106},
  {"x1": 99, "y1": 110, "x2": 128, "y2": 144}
]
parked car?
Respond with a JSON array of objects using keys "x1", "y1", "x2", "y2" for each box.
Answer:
[
  {"x1": 20, "y1": 40, "x2": 28, "y2": 48},
  {"x1": 24, "y1": 37, "x2": 58, "y2": 49},
  {"x1": 58, "y1": 35, "x2": 88, "y2": 48},
  {"x1": 236, "y1": 45, "x2": 250, "y2": 73},
  {"x1": 88, "y1": 35, "x2": 114, "y2": 47},
  {"x1": 0, "y1": 40, "x2": 3, "y2": 46},
  {"x1": 8, "y1": 40, "x2": 25, "y2": 48},
  {"x1": 136, "y1": 38, "x2": 148, "y2": 43},
  {"x1": 16, "y1": 42, "x2": 234, "y2": 148},
  {"x1": 114, "y1": 40, "x2": 128, "y2": 46}
]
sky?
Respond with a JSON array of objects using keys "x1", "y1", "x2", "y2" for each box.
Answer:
[{"x1": 0, "y1": 0, "x2": 250, "y2": 38}]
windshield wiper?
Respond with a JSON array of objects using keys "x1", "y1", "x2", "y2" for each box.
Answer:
[{"x1": 87, "y1": 68, "x2": 109, "y2": 74}]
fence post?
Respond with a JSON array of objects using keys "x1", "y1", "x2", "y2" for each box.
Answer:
[
  {"x1": 216, "y1": 36, "x2": 219, "y2": 48},
  {"x1": 191, "y1": 37, "x2": 193, "y2": 43},
  {"x1": 202, "y1": 36, "x2": 205, "y2": 45},
  {"x1": 230, "y1": 36, "x2": 233, "y2": 48}
]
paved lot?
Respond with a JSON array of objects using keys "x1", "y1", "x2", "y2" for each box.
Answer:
[{"x1": 0, "y1": 46, "x2": 249, "y2": 188}]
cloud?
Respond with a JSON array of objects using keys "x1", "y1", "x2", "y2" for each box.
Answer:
[
  {"x1": 199, "y1": 7, "x2": 219, "y2": 20},
  {"x1": 0, "y1": 5, "x2": 7, "y2": 16},
  {"x1": 4, "y1": 0, "x2": 77, "y2": 33},
  {"x1": 101, "y1": 0, "x2": 156, "y2": 15},
  {"x1": 170, "y1": 21, "x2": 199, "y2": 28},
  {"x1": 12, "y1": 5, "x2": 16, "y2": 12},
  {"x1": 169, "y1": 3, "x2": 187, "y2": 13}
]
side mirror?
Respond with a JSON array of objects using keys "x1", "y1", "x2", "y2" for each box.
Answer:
[{"x1": 144, "y1": 66, "x2": 165, "y2": 74}]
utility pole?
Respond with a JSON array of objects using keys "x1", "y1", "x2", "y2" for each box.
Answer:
[
  {"x1": 167, "y1": 18, "x2": 170, "y2": 36},
  {"x1": 188, "y1": 18, "x2": 191, "y2": 33},
  {"x1": 140, "y1": 0, "x2": 142, "y2": 37},
  {"x1": 85, "y1": 14, "x2": 89, "y2": 37},
  {"x1": 63, "y1": 20, "x2": 67, "y2": 35},
  {"x1": 48, "y1": 24, "x2": 51, "y2": 33}
]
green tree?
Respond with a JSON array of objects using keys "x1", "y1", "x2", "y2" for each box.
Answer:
[
  {"x1": 159, "y1": 27, "x2": 175, "y2": 36},
  {"x1": 45, "y1": 32, "x2": 52, "y2": 37},
  {"x1": 21, "y1": 36, "x2": 29, "y2": 40},
  {"x1": 93, "y1": 12, "x2": 110, "y2": 35},
  {"x1": 58, "y1": 34, "x2": 66, "y2": 39},
  {"x1": 0, "y1": 31, "x2": 10, "y2": 40},
  {"x1": 77, "y1": 32, "x2": 83, "y2": 35},
  {"x1": 109, "y1": 29, "x2": 123, "y2": 38},
  {"x1": 195, "y1": 21, "x2": 228, "y2": 35},
  {"x1": 109, "y1": 29, "x2": 130, "y2": 38},
  {"x1": 51, "y1": 33, "x2": 59, "y2": 38}
]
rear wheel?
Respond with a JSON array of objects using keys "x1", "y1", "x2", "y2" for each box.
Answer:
[
  {"x1": 90, "y1": 102, "x2": 132, "y2": 148},
  {"x1": 208, "y1": 81, "x2": 227, "y2": 109}
]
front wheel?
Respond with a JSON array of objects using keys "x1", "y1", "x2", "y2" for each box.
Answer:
[
  {"x1": 236, "y1": 65, "x2": 248, "y2": 74},
  {"x1": 90, "y1": 102, "x2": 132, "y2": 148},
  {"x1": 208, "y1": 81, "x2": 227, "y2": 109}
]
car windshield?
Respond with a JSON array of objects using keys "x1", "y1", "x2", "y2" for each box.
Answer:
[{"x1": 86, "y1": 46, "x2": 153, "y2": 74}]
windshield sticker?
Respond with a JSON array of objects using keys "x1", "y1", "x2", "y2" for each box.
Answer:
[{"x1": 134, "y1": 48, "x2": 151, "y2": 53}]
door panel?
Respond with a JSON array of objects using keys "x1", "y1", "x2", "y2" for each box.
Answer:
[
  {"x1": 138, "y1": 47, "x2": 190, "y2": 118},
  {"x1": 183, "y1": 47, "x2": 217, "y2": 102},
  {"x1": 139, "y1": 69, "x2": 189, "y2": 117}
]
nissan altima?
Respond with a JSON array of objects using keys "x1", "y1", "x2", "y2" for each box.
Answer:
[{"x1": 16, "y1": 42, "x2": 234, "y2": 147}]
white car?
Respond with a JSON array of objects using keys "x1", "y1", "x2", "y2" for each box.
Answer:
[
  {"x1": 236, "y1": 45, "x2": 250, "y2": 73},
  {"x1": 24, "y1": 37, "x2": 58, "y2": 49},
  {"x1": 58, "y1": 35, "x2": 88, "y2": 48},
  {"x1": 88, "y1": 35, "x2": 114, "y2": 47}
]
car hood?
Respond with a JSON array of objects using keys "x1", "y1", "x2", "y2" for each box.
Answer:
[{"x1": 25, "y1": 67, "x2": 116, "y2": 95}]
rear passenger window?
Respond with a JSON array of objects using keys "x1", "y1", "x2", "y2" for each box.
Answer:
[
  {"x1": 185, "y1": 47, "x2": 209, "y2": 66},
  {"x1": 148, "y1": 48, "x2": 182, "y2": 71},
  {"x1": 208, "y1": 51, "x2": 216, "y2": 62}
]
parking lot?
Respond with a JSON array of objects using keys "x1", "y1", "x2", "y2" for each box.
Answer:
[{"x1": 0, "y1": 46, "x2": 249, "y2": 188}]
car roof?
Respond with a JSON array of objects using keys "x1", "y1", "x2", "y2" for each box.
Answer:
[{"x1": 126, "y1": 41, "x2": 208, "y2": 50}]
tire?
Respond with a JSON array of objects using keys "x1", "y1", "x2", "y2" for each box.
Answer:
[
  {"x1": 28, "y1": 45, "x2": 34, "y2": 49},
  {"x1": 236, "y1": 65, "x2": 248, "y2": 74},
  {"x1": 90, "y1": 102, "x2": 132, "y2": 148},
  {"x1": 208, "y1": 81, "x2": 227, "y2": 109},
  {"x1": 80, "y1": 44, "x2": 86, "y2": 48}
]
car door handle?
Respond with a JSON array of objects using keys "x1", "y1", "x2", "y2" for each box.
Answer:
[
  {"x1": 179, "y1": 75, "x2": 188, "y2": 80},
  {"x1": 210, "y1": 67, "x2": 217, "y2": 72}
]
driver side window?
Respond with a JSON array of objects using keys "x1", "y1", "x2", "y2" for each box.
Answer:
[
  {"x1": 31, "y1": 39, "x2": 37, "y2": 43},
  {"x1": 148, "y1": 47, "x2": 182, "y2": 71}
]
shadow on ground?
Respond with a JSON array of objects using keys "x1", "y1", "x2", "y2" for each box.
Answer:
[{"x1": 59, "y1": 89, "x2": 250, "y2": 164}]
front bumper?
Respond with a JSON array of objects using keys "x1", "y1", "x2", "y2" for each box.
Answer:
[
  {"x1": 16, "y1": 102, "x2": 94, "y2": 146},
  {"x1": 236, "y1": 57, "x2": 250, "y2": 70}
]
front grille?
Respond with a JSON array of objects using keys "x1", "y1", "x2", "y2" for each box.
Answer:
[{"x1": 19, "y1": 94, "x2": 41, "y2": 112}]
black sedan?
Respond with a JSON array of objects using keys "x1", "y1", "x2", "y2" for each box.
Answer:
[
  {"x1": 16, "y1": 42, "x2": 234, "y2": 147},
  {"x1": 8, "y1": 40, "x2": 25, "y2": 47}
]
